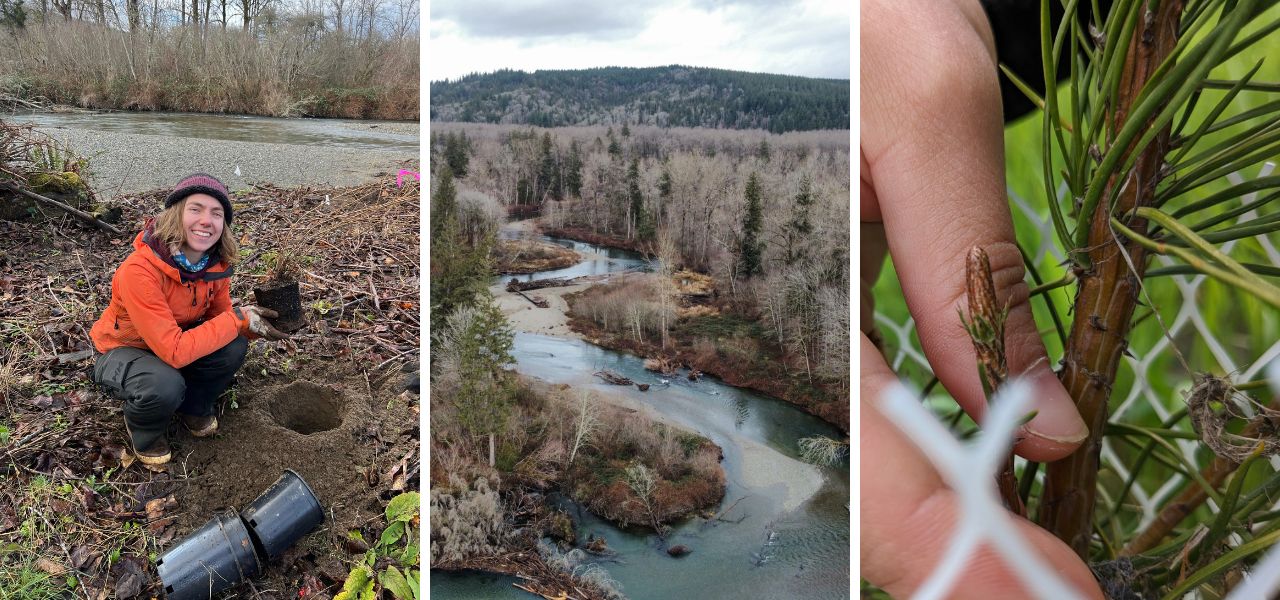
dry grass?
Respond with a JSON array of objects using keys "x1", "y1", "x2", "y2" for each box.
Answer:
[
  {"x1": 672, "y1": 269, "x2": 714, "y2": 297},
  {"x1": 493, "y1": 239, "x2": 580, "y2": 274},
  {"x1": 0, "y1": 22, "x2": 418, "y2": 119},
  {"x1": 568, "y1": 408, "x2": 725, "y2": 529},
  {"x1": 570, "y1": 276, "x2": 671, "y2": 343}
]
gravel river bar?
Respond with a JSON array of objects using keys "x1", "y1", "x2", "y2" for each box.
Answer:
[{"x1": 34, "y1": 125, "x2": 419, "y2": 198}]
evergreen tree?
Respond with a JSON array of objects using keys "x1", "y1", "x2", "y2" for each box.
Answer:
[
  {"x1": 429, "y1": 168, "x2": 491, "y2": 333},
  {"x1": 739, "y1": 172, "x2": 765, "y2": 279},
  {"x1": 757, "y1": 139, "x2": 771, "y2": 162},
  {"x1": 538, "y1": 132, "x2": 561, "y2": 202},
  {"x1": 444, "y1": 132, "x2": 470, "y2": 178},
  {"x1": 565, "y1": 140, "x2": 584, "y2": 198},
  {"x1": 627, "y1": 158, "x2": 649, "y2": 240},
  {"x1": 448, "y1": 301, "x2": 514, "y2": 467},
  {"x1": 784, "y1": 175, "x2": 815, "y2": 265},
  {"x1": 0, "y1": 0, "x2": 26, "y2": 28},
  {"x1": 621, "y1": 123, "x2": 631, "y2": 137},
  {"x1": 607, "y1": 127, "x2": 621, "y2": 158}
]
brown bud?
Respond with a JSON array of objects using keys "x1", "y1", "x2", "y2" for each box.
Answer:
[{"x1": 964, "y1": 246, "x2": 1008, "y2": 391}]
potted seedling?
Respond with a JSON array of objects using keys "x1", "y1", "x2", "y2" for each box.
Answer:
[{"x1": 254, "y1": 251, "x2": 307, "y2": 333}]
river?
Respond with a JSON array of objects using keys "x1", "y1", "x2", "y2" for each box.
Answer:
[
  {"x1": 6, "y1": 110, "x2": 418, "y2": 152},
  {"x1": 434, "y1": 231, "x2": 851, "y2": 599}
]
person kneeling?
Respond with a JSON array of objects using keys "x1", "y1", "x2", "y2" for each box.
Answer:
[{"x1": 90, "y1": 173, "x2": 288, "y2": 466}]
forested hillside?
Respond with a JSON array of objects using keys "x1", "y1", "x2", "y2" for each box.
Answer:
[{"x1": 429, "y1": 66, "x2": 848, "y2": 133}]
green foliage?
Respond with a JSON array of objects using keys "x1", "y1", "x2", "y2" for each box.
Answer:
[
  {"x1": 0, "y1": 0, "x2": 25, "y2": 30},
  {"x1": 738, "y1": 172, "x2": 765, "y2": 278},
  {"x1": 385, "y1": 491, "x2": 418, "y2": 525},
  {"x1": 334, "y1": 566, "x2": 375, "y2": 600},
  {"x1": 607, "y1": 131, "x2": 621, "y2": 158},
  {"x1": 429, "y1": 66, "x2": 850, "y2": 133},
  {"x1": 783, "y1": 175, "x2": 814, "y2": 265},
  {"x1": 627, "y1": 158, "x2": 653, "y2": 241},
  {"x1": 565, "y1": 140, "x2": 584, "y2": 198},
  {"x1": 448, "y1": 302, "x2": 514, "y2": 439},
  {"x1": 339, "y1": 492, "x2": 420, "y2": 600},
  {"x1": 428, "y1": 167, "x2": 493, "y2": 334},
  {"x1": 866, "y1": 1, "x2": 1280, "y2": 595},
  {"x1": 538, "y1": 132, "x2": 562, "y2": 202},
  {"x1": 378, "y1": 566, "x2": 417, "y2": 600},
  {"x1": 443, "y1": 131, "x2": 469, "y2": 178}
]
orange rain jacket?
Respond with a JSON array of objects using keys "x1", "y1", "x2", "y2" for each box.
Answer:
[{"x1": 91, "y1": 223, "x2": 250, "y2": 369}]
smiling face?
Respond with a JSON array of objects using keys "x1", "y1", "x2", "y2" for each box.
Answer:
[{"x1": 179, "y1": 194, "x2": 225, "y2": 259}]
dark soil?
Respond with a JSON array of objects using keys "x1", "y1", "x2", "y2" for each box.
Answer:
[
  {"x1": 253, "y1": 280, "x2": 307, "y2": 333},
  {"x1": 174, "y1": 358, "x2": 417, "y2": 595}
]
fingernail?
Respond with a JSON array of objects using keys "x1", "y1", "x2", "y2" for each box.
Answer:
[{"x1": 1022, "y1": 366, "x2": 1090, "y2": 444}]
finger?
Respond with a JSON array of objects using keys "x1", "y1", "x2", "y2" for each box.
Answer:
[
  {"x1": 861, "y1": 0, "x2": 1086, "y2": 461},
  {"x1": 860, "y1": 335, "x2": 1103, "y2": 599},
  {"x1": 258, "y1": 307, "x2": 280, "y2": 319},
  {"x1": 266, "y1": 326, "x2": 290, "y2": 341}
]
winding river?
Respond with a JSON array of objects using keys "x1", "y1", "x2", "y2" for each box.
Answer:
[{"x1": 434, "y1": 231, "x2": 850, "y2": 599}]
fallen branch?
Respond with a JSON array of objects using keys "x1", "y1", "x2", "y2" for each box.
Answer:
[
  {"x1": 712, "y1": 495, "x2": 749, "y2": 522},
  {"x1": 0, "y1": 182, "x2": 122, "y2": 235},
  {"x1": 592, "y1": 370, "x2": 632, "y2": 385},
  {"x1": 515, "y1": 290, "x2": 549, "y2": 308},
  {"x1": 507, "y1": 278, "x2": 573, "y2": 292}
]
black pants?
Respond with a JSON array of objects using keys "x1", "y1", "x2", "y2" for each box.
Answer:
[{"x1": 93, "y1": 336, "x2": 248, "y2": 450}]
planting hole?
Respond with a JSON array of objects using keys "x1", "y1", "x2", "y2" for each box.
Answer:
[{"x1": 267, "y1": 381, "x2": 344, "y2": 434}]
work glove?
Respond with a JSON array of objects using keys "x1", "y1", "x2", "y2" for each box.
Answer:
[{"x1": 236, "y1": 306, "x2": 290, "y2": 341}]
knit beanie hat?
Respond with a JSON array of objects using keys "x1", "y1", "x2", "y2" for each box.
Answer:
[{"x1": 165, "y1": 173, "x2": 233, "y2": 225}]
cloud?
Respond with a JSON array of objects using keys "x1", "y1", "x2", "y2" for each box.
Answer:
[
  {"x1": 431, "y1": 0, "x2": 654, "y2": 40},
  {"x1": 428, "y1": 0, "x2": 849, "y2": 80}
]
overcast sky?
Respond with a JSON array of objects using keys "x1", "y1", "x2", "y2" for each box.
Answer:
[{"x1": 428, "y1": 0, "x2": 850, "y2": 82}]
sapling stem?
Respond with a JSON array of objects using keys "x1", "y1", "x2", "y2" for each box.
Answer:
[{"x1": 960, "y1": 247, "x2": 1026, "y2": 518}]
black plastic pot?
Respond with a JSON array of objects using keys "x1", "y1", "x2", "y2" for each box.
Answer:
[
  {"x1": 240, "y1": 470, "x2": 325, "y2": 561},
  {"x1": 252, "y1": 280, "x2": 306, "y2": 333},
  {"x1": 156, "y1": 510, "x2": 260, "y2": 600}
]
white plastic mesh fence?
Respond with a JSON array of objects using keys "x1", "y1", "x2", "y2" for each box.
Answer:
[{"x1": 871, "y1": 163, "x2": 1280, "y2": 598}]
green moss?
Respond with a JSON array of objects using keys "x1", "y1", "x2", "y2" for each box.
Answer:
[{"x1": 28, "y1": 171, "x2": 85, "y2": 194}]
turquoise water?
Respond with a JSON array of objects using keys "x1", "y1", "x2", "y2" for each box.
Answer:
[
  {"x1": 435, "y1": 235, "x2": 851, "y2": 599},
  {"x1": 496, "y1": 231, "x2": 653, "y2": 283}
]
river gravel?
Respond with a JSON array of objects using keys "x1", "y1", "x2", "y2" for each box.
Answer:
[{"x1": 34, "y1": 126, "x2": 419, "y2": 199}]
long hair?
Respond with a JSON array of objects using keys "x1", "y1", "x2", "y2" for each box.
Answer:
[{"x1": 152, "y1": 197, "x2": 240, "y2": 266}]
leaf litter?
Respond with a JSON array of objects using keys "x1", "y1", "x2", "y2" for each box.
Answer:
[{"x1": 0, "y1": 150, "x2": 421, "y2": 598}]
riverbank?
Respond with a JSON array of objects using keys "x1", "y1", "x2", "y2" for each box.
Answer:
[
  {"x1": 567, "y1": 298, "x2": 850, "y2": 435},
  {"x1": 495, "y1": 239, "x2": 581, "y2": 274},
  {"x1": 23, "y1": 124, "x2": 417, "y2": 199},
  {"x1": 541, "y1": 225, "x2": 656, "y2": 257},
  {"x1": 487, "y1": 241, "x2": 830, "y2": 513},
  {"x1": 507, "y1": 221, "x2": 849, "y2": 435}
]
